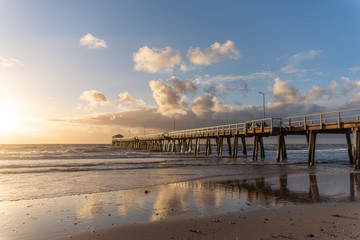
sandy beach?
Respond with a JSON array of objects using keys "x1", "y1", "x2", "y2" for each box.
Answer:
[
  {"x1": 1, "y1": 164, "x2": 359, "y2": 240},
  {"x1": 57, "y1": 202, "x2": 360, "y2": 240}
]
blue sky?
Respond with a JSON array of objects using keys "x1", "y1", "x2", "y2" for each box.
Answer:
[{"x1": 1, "y1": 0, "x2": 360, "y2": 143}]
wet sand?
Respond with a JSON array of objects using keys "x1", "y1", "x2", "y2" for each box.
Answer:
[
  {"x1": 1, "y1": 169, "x2": 360, "y2": 240},
  {"x1": 58, "y1": 202, "x2": 360, "y2": 240}
]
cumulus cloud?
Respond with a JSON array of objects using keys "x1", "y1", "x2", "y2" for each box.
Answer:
[
  {"x1": 133, "y1": 46, "x2": 182, "y2": 73},
  {"x1": 79, "y1": 33, "x2": 107, "y2": 49},
  {"x1": 149, "y1": 79, "x2": 190, "y2": 117},
  {"x1": 280, "y1": 50, "x2": 322, "y2": 74},
  {"x1": 341, "y1": 76, "x2": 360, "y2": 94},
  {"x1": 271, "y1": 77, "x2": 302, "y2": 103},
  {"x1": 191, "y1": 94, "x2": 231, "y2": 117},
  {"x1": 168, "y1": 77, "x2": 197, "y2": 94},
  {"x1": 306, "y1": 85, "x2": 325, "y2": 102},
  {"x1": 118, "y1": 91, "x2": 145, "y2": 105},
  {"x1": 327, "y1": 80, "x2": 338, "y2": 95},
  {"x1": 0, "y1": 56, "x2": 23, "y2": 68},
  {"x1": 187, "y1": 40, "x2": 240, "y2": 66},
  {"x1": 80, "y1": 90, "x2": 112, "y2": 107}
]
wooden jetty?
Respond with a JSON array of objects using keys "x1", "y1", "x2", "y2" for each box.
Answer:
[{"x1": 112, "y1": 108, "x2": 360, "y2": 169}]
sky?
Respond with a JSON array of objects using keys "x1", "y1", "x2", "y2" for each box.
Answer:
[{"x1": 1, "y1": 0, "x2": 360, "y2": 144}]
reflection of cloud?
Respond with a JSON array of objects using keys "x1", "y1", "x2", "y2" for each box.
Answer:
[
  {"x1": 150, "y1": 184, "x2": 190, "y2": 221},
  {"x1": 76, "y1": 195, "x2": 106, "y2": 219},
  {"x1": 116, "y1": 191, "x2": 147, "y2": 217},
  {"x1": 79, "y1": 33, "x2": 107, "y2": 49},
  {"x1": 133, "y1": 46, "x2": 182, "y2": 73},
  {"x1": 187, "y1": 40, "x2": 240, "y2": 66}
]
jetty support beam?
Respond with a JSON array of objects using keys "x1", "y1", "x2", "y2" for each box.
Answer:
[
  {"x1": 227, "y1": 137, "x2": 232, "y2": 156},
  {"x1": 217, "y1": 137, "x2": 223, "y2": 156},
  {"x1": 307, "y1": 131, "x2": 317, "y2": 166},
  {"x1": 233, "y1": 136, "x2": 238, "y2": 159},
  {"x1": 276, "y1": 135, "x2": 287, "y2": 162},
  {"x1": 241, "y1": 136, "x2": 247, "y2": 156},
  {"x1": 205, "y1": 137, "x2": 212, "y2": 156},
  {"x1": 346, "y1": 132, "x2": 353, "y2": 165},
  {"x1": 354, "y1": 128, "x2": 360, "y2": 169},
  {"x1": 253, "y1": 135, "x2": 265, "y2": 160}
]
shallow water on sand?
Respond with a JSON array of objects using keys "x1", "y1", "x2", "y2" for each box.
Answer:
[
  {"x1": 0, "y1": 144, "x2": 352, "y2": 201},
  {"x1": 0, "y1": 144, "x2": 358, "y2": 239}
]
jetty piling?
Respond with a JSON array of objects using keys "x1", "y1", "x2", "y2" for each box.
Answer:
[{"x1": 112, "y1": 108, "x2": 360, "y2": 169}]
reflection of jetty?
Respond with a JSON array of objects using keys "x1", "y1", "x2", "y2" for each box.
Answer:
[
  {"x1": 173, "y1": 173, "x2": 360, "y2": 204},
  {"x1": 112, "y1": 108, "x2": 360, "y2": 168}
]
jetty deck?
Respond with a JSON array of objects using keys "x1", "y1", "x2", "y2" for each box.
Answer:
[{"x1": 112, "y1": 108, "x2": 360, "y2": 169}]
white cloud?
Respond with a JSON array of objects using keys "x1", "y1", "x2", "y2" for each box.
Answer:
[
  {"x1": 187, "y1": 40, "x2": 240, "y2": 66},
  {"x1": 168, "y1": 76, "x2": 197, "y2": 94},
  {"x1": 349, "y1": 66, "x2": 360, "y2": 72},
  {"x1": 194, "y1": 72, "x2": 275, "y2": 85},
  {"x1": 76, "y1": 104, "x2": 95, "y2": 111},
  {"x1": 133, "y1": 46, "x2": 182, "y2": 73},
  {"x1": 306, "y1": 85, "x2": 325, "y2": 102},
  {"x1": 0, "y1": 56, "x2": 23, "y2": 68},
  {"x1": 271, "y1": 77, "x2": 302, "y2": 103},
  {"x1": 79, "y1": 33, "x2": 107, "y2": 49},
  {"x1": 148, "y1": 77, "x2": 196, "y2": 117},
  {"x1": 80, "y1": 90, "x2": 112, "y2": 107},
  {"x1": 327, "y1": 80, "x2": 338, "y2": 95},
  {"x1": 149, "y1": 79, "x2": 188, "y2": 117},
  {"x1": 191, "y1": 94, "x2": 231, "y2": 117},
  {"x1": 118, "y1": 91, "x2": 145, "y2": 106},
  {"x1": 280, "y1": 50, "x2": 322, "y2": 74},
  {"x1": 341, "y1": 76, "x2": 360, "y2": 94}
]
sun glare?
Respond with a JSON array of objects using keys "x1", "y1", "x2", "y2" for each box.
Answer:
[{"x1": 0, "y1": 98, "x2": 24, "y2": 134}]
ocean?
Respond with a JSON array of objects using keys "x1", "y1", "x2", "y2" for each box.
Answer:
[
  {"x1": 0, "y1": 143, "x2": 353, "y2": 202},
  {"x1": 0, "y1": 144, "x2": 359, "y2": 239}
]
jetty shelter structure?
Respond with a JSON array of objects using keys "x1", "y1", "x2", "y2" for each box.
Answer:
[{"x1": 112, "y1": 108, "x2": 360, "y2": 169}]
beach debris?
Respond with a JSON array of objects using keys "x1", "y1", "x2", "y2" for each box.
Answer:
[
  {"x1": 331, "y1": 213, "x2": 341, "y2": 217},
  {"x1": 189, "y1": 228, "x2": 201, "y2": 233},
  {"x1": 144, "y1": 190, "x2": 149, "y2": 194},
  {"x1": 212, "y1": 219, "x2": 220, "y2": 222},
  {"x1": 272, "y1": 234, "x2": 294, "y2": 239},
  {"x1": 228, "y1": 221, "x2": 236, "y2": 224},
  {"x1": 305, "y1": 234, "x2": 315, "y2": 238}
]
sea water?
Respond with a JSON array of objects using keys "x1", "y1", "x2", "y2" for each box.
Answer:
[
  {"x1": 0, "y1": 144, "x2": 359, "y2": 240},
  {"x1": 0, "y1": 144, "x2": 353, "y2": 202}
]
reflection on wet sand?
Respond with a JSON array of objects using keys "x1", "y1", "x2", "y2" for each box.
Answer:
[
  {"x1": 171, "y1": 172, "x2": 360, "y2": 205},
  {"x1": 74, "y1": 172, "x2": 360, "y2": 224},
  {"x1": 1, "y1": 172, "x2": 360, "y2": 240},
  {"x1": 109, "y1": 172, "x2": 360, "y2": 223}
]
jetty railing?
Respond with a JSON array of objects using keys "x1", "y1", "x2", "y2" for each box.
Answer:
[
  {"x1": 113, "y1": 108, "x2": 360, "y2": 142},
  {"x1": 112, "y1": 108, "x2": 360, "y2": 169}
]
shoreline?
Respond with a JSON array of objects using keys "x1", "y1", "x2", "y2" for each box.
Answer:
[{"x1": 1, "y1": 169, "x2": 359, "y2": 240}]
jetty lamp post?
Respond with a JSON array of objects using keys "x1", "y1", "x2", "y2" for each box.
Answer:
[{"x1": 258, "y1": 91, "x2": 266, "y2": 119}]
